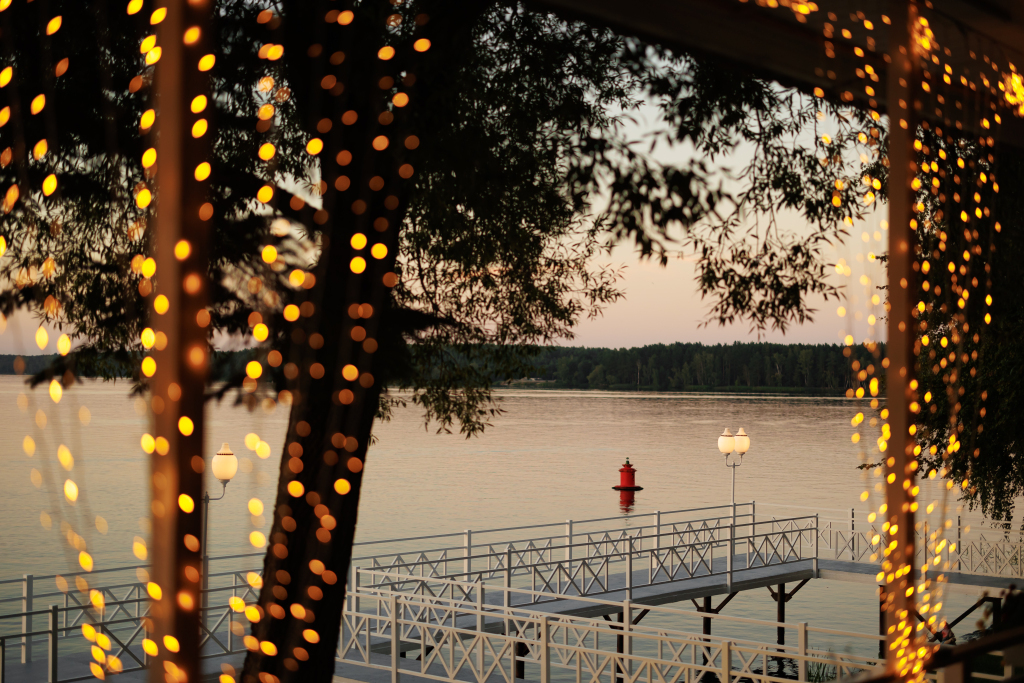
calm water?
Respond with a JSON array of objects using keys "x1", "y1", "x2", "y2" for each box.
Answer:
[{"x1": 0, "y1": 377, "x2": 990, "y2": 651}]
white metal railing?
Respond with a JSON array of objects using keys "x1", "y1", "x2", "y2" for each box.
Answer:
[
  {"x1": 0, "y1": 572, "x2": 262, "y2": 682},
  {"x1": 355, "y1": 516, "x2": 819, "y2": 604},
  {"x1": 339, "y1": 573, "x2": 885, "y2": 683},
  {"x1": 4, "y1": 501, "x2": 1023, "y2": 681}
]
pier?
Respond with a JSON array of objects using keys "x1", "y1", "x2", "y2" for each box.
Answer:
[{"x1": 0, "y1": 503, "x2": 1018, "y2": 682}]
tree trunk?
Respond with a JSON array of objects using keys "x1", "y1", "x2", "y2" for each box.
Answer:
[{"x1": 239, "y1": 3, "x2": 432, "y2": 681}]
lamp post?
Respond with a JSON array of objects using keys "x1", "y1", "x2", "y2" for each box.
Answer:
[
  {"x1": 718, "y1": 428, "x2": 751, "y2": 525},
  {"x1": 202, "y1": 443, "x2": 238, "y2": 616}
]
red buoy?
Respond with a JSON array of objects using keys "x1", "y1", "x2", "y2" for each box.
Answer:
[{"x1": 612, "y1": 458, "x2": 643, "y2": 491}]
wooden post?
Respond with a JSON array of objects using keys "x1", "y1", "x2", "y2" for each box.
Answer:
[
  {"x1": 797, "y1": 622, "x2": 807, "y2": 681},
  {"x1": 149, "y1": 2, "x2": 215, "y2": 681},
  {"x1": 566, "y1": 520, "x2": 573, "y2": 561},
  {"x1": 883, "y1": 0, "x2": 921, "y2": 673},
  {"x1": 540, "y1": 615, "x2": 550, "y2": 683},
  {"x1": 20, "y1": 575, "x2": 31, "y2": 664},
  {"x1": 721, "y1": 640, "x2": 731, "y2": 683},
  {"x1": 851, "y1": 508, "x2": 856, "y2": 561},
  {"x1": 390, "y1": 594, "x2": 400, "y2": 683}
]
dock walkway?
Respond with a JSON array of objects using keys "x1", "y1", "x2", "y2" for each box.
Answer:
[{"x1": 1, "y1": 503, "x2": 1020, "y2": 683}]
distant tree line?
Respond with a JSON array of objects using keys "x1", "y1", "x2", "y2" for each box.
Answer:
[
  {"x1": 523, "y1": 342, "x2": 882, "y2": 393},
  {"x1": 3, "y1": 343, "x2": 882, "y2": 396}
]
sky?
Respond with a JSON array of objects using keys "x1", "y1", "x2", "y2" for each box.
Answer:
[
  {"x1": 1, "y1": 89, "x2": 890, "y2": 355},
  {"x1": 0, "y1": 231, "x2": 882, "y2": 355},
  {"x1": 567, "y1": 244, "x2": 840, "y2": 348}
]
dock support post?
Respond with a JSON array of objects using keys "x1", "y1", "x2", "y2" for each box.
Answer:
[
  {"x1": 614, "y1": 609, "x2": 628, "y2": 683},
  {"x1": 21, "y1": 575, "x2": 32, "y2": 664},
  {"x1": 515, "y1": 640, "x2": 526, "y2": 679},
  {"x1": 464, "y1": 529, "x2": 472, "y2": 579},
  {"x1": 390, "y1": 594, "x2": 400, "y2": 683},
  {"x1": 777, "y1": 584, "x2": 785, "y2": 646},
  {"x1": 797, "y1": 622, "x2": 807, "y2": 682},
  {"x1": 702, "y1": 596, "x2": 711, "y2": 665},
  {"x1": 878, "y1": 586, "x2": 886, "y2": 660},
  {"x1": 48, "y1": 604, "x2": 57, "y2": 683}
]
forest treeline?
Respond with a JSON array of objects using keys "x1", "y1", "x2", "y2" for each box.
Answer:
[
  {"x1": 2, "y1": 342, "x2": 880, "y2": 395},
  {"x1": 522, "y1": 342, "x2": 881, "y2": 393}
]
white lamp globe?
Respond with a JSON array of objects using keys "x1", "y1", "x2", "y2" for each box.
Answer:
[
  {"x1": 734, "y1": 428, "x2": 750, "y2": 454},
  {"x1": 212, "y1": 443, "x2": 238, "y2": 484},
  {"x1": 718, "y1": 428, "x2": 735, "y2": 455}
]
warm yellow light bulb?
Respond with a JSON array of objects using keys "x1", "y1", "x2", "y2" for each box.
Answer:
[{"x1": 30, "y1": 94, "x2": 45, "y2": 114}]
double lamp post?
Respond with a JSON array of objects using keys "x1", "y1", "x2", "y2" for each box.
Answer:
[{"x1": 717, "y1": 427, "x2": 751, "y2": 525}]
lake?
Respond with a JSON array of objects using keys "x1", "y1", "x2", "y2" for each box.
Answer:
[{"x1": 0, "y1": 377, "x2": 991, "y2": 651}]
